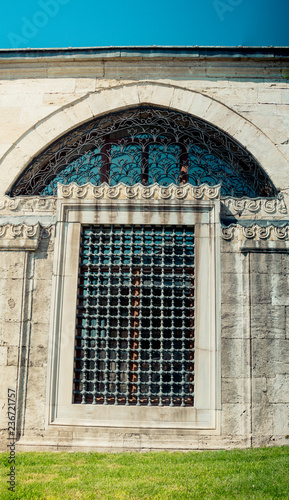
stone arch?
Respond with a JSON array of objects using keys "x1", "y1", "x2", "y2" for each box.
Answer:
[{"x1": 0, "y1": 82, "x2": 288, "y2": 196}]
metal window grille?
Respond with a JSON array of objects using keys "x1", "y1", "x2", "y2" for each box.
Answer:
[
  {"x1": 9, "y1": 107, "x2": 276, "y2": 198},
  {"x1": 74, "y1": 225, "x2": 195, "y2": 407}
]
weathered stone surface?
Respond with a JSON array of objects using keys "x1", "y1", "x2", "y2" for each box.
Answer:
[
  {"x1": 31, "y1": 279, "x2": 53, "y2": 324},
  {"x1": 34, "y1": 251, "x2": 54, "y2": 281},
  {"x1": 0, "y1": 345, "x2": 7, "y2": 365},
  {"x1": 253, "y1": 434, "x2": 289, "y2": 447},
  {"x1": 0, "y1": 252, "x2": 25, "y2": 279},
  {"x1": 250, "y1": 253, "x2": 284, "y2": 275},
  {"x1": 0, "y1": 366, "x2": 17, "y2": 393},
  {"x1": 281, "y1": 253, "x2": 289, "y2": 273},
  {"x1": 75, "y1": 78, "x2": 96, "y2": 93},
  {"x1": 24, "y1": 401, "x2": 46, "y2": 430},
  {"x1": 0, "y1": 405, "x2": 9, "y2": 434},
  {"x1": 7, "y1": 345, "x2": 18, "y2": 366},
  {"x1": 251, "y1": 376, "x2": 289, "y2": 440},
  {"x1": 0, "y1": 278, "x2": 24, "y2": 322},
  {"x1": 221, "y1": 403, "x2": 250, "y2": 436},
  {"x1": 253, "y1": 339, "x2": 289, "y2": 377},
  {"x1": 37, "y1": 233, "x2": 55, "y2": 253},
  {"x1": 271, "y1": 273, "x2": 289, "y2": 306},
  {"x1": 251, "y1": 305, "x2": 286, "y2": 338},
  {"x1": 30, "y1": 322, "x2": 50, "y2": 348},
  {"x1": 221, "y1": 251, "x2": 248, "y2": 274},
  {"x1": 221, "y1": 238, "x2": 240, "y2": 254},
  {"x1": 252, "y1": 407, "x2": 274, "y2": 440},
  {"x1": 221, "y1": 272, "x2": 247, "y2": 305},
  {"x1": 252, "y1": 379, "x2": 274, "y2": 437},
  {"x1": 23, "y1": 365, "x2": 47, "y2": 431},
  {"x1": 267, "y1": 374, "x2": 289, "y2": 404},
  {"x1": 26, "y1": 366, "x2": 46, "y2": 402},
  {"x1": 286, "y1": 306, "x2": 289, "y2": 340},
  {"x1": 222, "y1": 377, "x2": 250, "y2": 404},
  {"x1": 221, "y1": 303, "x2": 249, "y2": 339},
  {"x1": 0, "y1": 321, "x2": 21, "y2": 347},
  {"x1": 272, "y1": 404, "x2": 289, "y2": 436},
  {"x1": 221, "y1": 338, "x2": 250, "y2": 378},
  {"x1": 250, "y1": 273, "x2": 275, "y2": 304},
  {"x1": 28, "y1": 345, "x2": 48, "y2": 367},
  {"x1": 252, "y1": 376, "x2": 268, "y2": 404}
]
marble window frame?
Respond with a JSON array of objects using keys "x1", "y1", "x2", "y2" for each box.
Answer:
[{"x1": 46, "y1": 187, "x2": 221, "y2": 432}]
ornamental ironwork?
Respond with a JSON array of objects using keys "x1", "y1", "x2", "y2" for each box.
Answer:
[
  {"x1": 74, "y1": 224, "x2": 195, "y2": 407},
  {"x1": 9, "y1": 107, "x2": 277, "y2": 197}
]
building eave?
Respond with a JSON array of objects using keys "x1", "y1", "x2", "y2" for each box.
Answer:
[{"x1": 0, "y1": 45, "x2": 289, "y2": 62}]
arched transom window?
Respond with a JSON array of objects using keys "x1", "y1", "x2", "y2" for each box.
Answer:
[{"x1": 10, "y1": 107, "x2": 276, "y2": 197}]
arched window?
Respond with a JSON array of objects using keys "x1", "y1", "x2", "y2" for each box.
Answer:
[
  {"x1": 10, "y1": 107, "x2": 276, "y2": 197},
  {"x1": 35, "y1": 107, "x2": 276, "y2": 428}
]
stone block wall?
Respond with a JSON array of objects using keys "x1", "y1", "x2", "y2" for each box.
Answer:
[
  {"x1": 220, "y1": 239, "x2": 251, "y2": 447},
  {"x1": 0, "y1": 251, "x2": 25, "y2": 445},
  {"x1": 250, "y1": 252, "x2": 289, "y2": 446},
  {"x1": 0, "y1": 230, "x2": 54, "y2": 448},
  {"x1": 0, "y1": 48, "x2": 288, "y2": 450},
  {"x1": 220, "y1": 243, "x2": 289, "y2": 448}
]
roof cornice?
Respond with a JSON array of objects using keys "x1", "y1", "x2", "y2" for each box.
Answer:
[{"x1": 0, "y1": 46, "x2": 289, "y2": 61}]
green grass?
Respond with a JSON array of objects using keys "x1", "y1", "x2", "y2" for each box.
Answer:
[{"x1": 0, "y1": 447, "x2": 288, "y2": 499}]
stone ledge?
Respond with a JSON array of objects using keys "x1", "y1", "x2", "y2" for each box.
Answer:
[
  {"x1": 0, "y1": 223, "x2": 55, "y2": 250},
  {"x1": 240, "y1": 240, "x2": 289, "y2": 252},
  {"x1": 0, "y1": 223, "x2": 40, "y2": 251}
]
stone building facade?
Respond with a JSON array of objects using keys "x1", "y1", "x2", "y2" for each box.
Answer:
[{"x1": 0, "y1": 47, "x2": 288, "y2": 451}]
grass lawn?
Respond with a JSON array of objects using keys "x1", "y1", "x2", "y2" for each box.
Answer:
[{"x1": 0, "y1": 446, "x2": 288, "y2": 499}]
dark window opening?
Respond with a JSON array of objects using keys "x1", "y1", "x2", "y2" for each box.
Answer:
[{"x1": 73, "y1": 224, "x2": 195, "y2": 407}]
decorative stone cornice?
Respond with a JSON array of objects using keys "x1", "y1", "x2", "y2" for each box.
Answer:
[
  {"x1": 0, "y1": 196, "x2": 56, "y2": 214},
  {"x1": 1, "y1": 187, "x2": 286, "y2": 219},
  {"x1": 0, "y1": 223, "x2": 39, "y2": 238},
  {"x1": 0, "y1": 197, "x2": 20, "y2": 211},
  {"x1": 0, "y1": 223, "x2": 55, "y2": 250},
  {"x1": 0, "y1": 223, "x2": 40, "y2": 250},
  {"x1": 221, "y1": 194, "x2": 287, "y2": 218},
  {"x1": 40, "y1": 224, "x2": 55, "y2": 239},
  {"x1": 221, "y1": 225, "x2": 237, "y2": 241},
  {"x1": 57, "y1": 182, "x2": 221, "y2": 201},
  {"x1": 221, "y1": 223, "x2": 289, "y2": 241}
]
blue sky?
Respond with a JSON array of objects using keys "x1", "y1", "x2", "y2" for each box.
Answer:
[{"x1": 1, "y1": 0, "x2": 288, "y2": 49}]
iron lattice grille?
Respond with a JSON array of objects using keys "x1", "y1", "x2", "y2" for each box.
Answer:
[
  {"x1": 74, "y1": 225, "x2": 195, "y2": 407},
  {"x1": 9, "y1": 107, "x2": 276, "y2": 197}
]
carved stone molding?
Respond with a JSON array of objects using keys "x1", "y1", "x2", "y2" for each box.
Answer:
[
  {"x1": 40, "y1": 224, "x2": 55, "y2": 240},
  {"x1": 57, "y1": 182, "x2": 221, "y2": 201},
  {"x1": 3, "y1": 187, "x2": 287, "y2": 219},
  {"x1": 0, "y1": 223, "x2": 40, "y2": 250},
  {"x1": 221, "y1": 223, "x2": 289, "y2": 241},
  {"x1": 0, "y1": 197, "x2": 20, "y2": 211},
  {"x1": 221, "y1": 194, "x2": 287, "y2": 218},
  {"x1": 221, "y1": 225, "x2": 237, "y2": 241},
  {"x1": 0, "y1": 196, "x2": 56, "y2": 214},
  {"x1": 0, "y1": 223, "x2": 55, "y2": 250}
]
